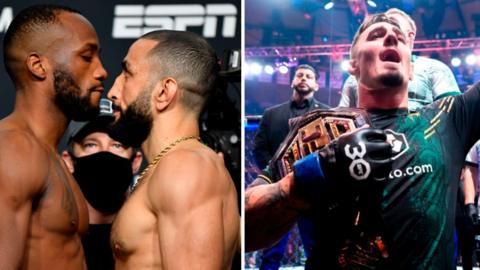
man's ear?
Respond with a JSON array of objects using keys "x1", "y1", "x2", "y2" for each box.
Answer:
[
  {"x1": 61, "y1": 150, "x2": 75, "y2": 174},
  {"x1": 131, "y1": 151, "x2": 143, "y2": 174},
  {"x1": 153, "y1": 77, "x2": 178, "y2": 112},
  {"x1": 313, "y1": 81, "x2": 319, "y2": 92},
  {"x1": 348, "y1": 59, "x2": 359, "y2": 76},
  {"x1": 26, "y1": 53, "x2": 47, "y2": 80}
]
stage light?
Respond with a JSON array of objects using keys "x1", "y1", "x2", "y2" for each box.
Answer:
[
  {"x1": 451, "y1": 57, "x2": 461, "y2": 67},
  {"x1": 341, "y1": 60, "x2": 350, "y2": 72},
  {"x1": 466, "y1": 54, "x2": 476, "y2": 66},
  {"x1": 324, "y1": 1, "x2": 334, "y2": 10},
  {"x1": 367, "y1": 0, "x2": 377, "y2": 7},
  {"x1": 278, "y1": 65, "x2": 289, "y2": 74},
  {"x1": 244, "y1": 63, "x2": 250, "y2": 75},
  {"x1": 264, "y1": 65, "x2": 275, "y2": 75},
  {"x1": 251, "y1": 63, "x2": 263, "y2": 75}
]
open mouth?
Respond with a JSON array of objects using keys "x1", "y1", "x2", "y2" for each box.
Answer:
[{"x1": 380, "y1": 49, "x2": 401, "y2": 63}]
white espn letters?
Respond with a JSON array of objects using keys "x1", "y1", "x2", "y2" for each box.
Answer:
[
  {"x1": 112, "y1": 4, "x2": 237, "y2": 39},
  {"x1": 0, "y1": 5, "x2": 237, "y2": 39}
]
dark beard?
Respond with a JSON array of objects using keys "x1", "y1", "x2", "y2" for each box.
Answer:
[
  {"x1": 293, "y1": 86, "x2": 314, "y2": 96},
  {"x1": 54, "y1": 69, "x2": 99, "y2": 121},
  {"x1": 109, "y1": 100, "x2": 153, "y2": 148},
  {"x1": 379, "y1": 73, "x2": 403, "y2": 88}
]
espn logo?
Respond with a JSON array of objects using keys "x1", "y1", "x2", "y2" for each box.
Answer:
[{"x1": 112, "y1": 4, "x2": 237, "y2": 39}]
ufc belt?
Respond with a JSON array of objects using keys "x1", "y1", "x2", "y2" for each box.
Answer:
[
  {"x1": 269, "y1": 107, "x2": 371, "y2": 181},
  {"x1": 267, "y1": 107, "x2": 389, "y2": 268}
]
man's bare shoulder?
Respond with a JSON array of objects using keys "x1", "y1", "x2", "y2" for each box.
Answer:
[
  {"x1": 0, "y1": 125, "x2": 48, "y2": 156},
  {"x1": 146, "y1": 146, "x2": 228, "y2": 210},
  {"x1": 157, "y1": 145, "x2": 226, "y2": 184},
  {"x1": 0, "y1": 126, "x2": 49, "y2": 196}
]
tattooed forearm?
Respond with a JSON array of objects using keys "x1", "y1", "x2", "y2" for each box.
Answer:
[{"x1": 245, "y1": 177, "x2": 309, "y2": 251}]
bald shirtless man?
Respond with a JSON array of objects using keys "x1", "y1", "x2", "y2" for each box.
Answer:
[
  {"x1": 0, "y1": 5, "x2": 107, "y2": 269},
  {"x1": 107, "y1": 30, "x2": 240, "y2": 269}
]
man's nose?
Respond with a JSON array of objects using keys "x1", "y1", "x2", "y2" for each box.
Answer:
[
  {"x1": 107, "y1": 76, "x2": 122, "y2": 102},
  {"x1": 107, "y1": 87, "x2": 117, "y2": 102},
  {"x1": 384, "y1": 33, "x2": 398, "y2": 47},
  {"x1": 94, "y1": 59, "x2": 108, "y2": 81}
]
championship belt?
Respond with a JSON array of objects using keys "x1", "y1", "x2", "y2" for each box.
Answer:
[
  {"x1": 269, "y1": 107, "x2": 371, "y2": 181},
  {"x1": 268, "y1": 107, "x2": 390, "y2": 269}
]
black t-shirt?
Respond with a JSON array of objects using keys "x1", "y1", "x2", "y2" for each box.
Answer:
[
  {"x1": 306, "y1": 83, "x2": 480, "y2": 270},
  {"x1": 82, "y1": 224, "x2": 114, "y2": 270}
]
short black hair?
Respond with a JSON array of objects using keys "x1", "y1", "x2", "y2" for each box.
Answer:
[
  {"x1": 294, "y1": 64, "x2": 317, "y2": 80},
  {"x1": 3, "y1": 4, "x2": 80, "y2": 81},
  {"x1": 140, "y1": 30, "x2": 220, "y2": 112},
  {"x1": 68, "y1": 116, "x2": 115, "y2": 143}
]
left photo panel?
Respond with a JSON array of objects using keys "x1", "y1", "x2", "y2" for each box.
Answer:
[{"x1": 0, "y1": 1, "x2": 242, "y2": 269}]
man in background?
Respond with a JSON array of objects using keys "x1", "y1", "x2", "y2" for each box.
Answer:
[
  {"x1": 253, "y1": 64, "x2": 329, "y2": 269},
  {"x1": 458, "y1": 141, "x2": 480, "y2": 269},
  {"x1": 61, "y1": 99, "x2": 142, "y2": 270},
  {"x1": 254, "y1": 64, "x2": 329, "y2": 169}
]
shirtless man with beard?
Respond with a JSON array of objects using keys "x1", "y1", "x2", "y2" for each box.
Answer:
[
  {"x1": 107, "y1": 30, "x2": 240, "y2": 270},
  {"x1": 0, "y1": 4, "x2": 107, "y2": 269}
]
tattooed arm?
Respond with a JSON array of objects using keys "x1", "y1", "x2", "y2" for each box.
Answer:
[{"x1": 245, "y1": 173, "x2": 310, "y2": 251}]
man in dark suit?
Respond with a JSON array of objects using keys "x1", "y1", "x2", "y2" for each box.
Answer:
[
  {"x1": 253, "y1": 64, "x2": 330, "y2": 169},
  {"x1": 252, "y1": 64, "x2": 329, "y2": 269}
]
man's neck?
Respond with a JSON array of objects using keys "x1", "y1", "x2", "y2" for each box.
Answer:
[
  {"x1": 357, "y1": 84, "x2": 408, "y2": 109},
  {"x1": 292, "y1": 91, "x2": 313, "y2": 104},
  {"x1": 11, "y1": 89, "x2": 69, "y2": 149},
  {"x1": 142, "y1": 110, "x2": 200, "y2": 161}
]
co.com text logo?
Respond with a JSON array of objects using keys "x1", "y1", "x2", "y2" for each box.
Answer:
[
  {"x1": 389, "y1": 164, "x2": 434, "y2": 179},
  {"x1": 112, "y1": 4, "x2": 237, "y2": 39}
]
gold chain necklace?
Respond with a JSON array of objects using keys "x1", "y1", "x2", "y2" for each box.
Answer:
[{"x1": 130, "y1": 135, "x2": 200, "y2": 193}]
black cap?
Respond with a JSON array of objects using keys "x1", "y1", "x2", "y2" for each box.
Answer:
[{"x1": 67, "y1": 99, "x2": 116, "y2": 143}]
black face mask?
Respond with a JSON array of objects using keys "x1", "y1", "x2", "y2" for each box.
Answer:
[{"x1": 72, "y1": 151, "x2": 133, "y2": 215}]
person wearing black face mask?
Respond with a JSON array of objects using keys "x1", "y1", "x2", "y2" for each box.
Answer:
[{"x1": 61, "y1": 101, "x2": 143, "y2": 270}]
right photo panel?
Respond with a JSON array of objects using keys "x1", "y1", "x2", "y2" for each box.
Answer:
[{"x1": 244, "y1": 0, "x2": 480, "y2": 269}]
